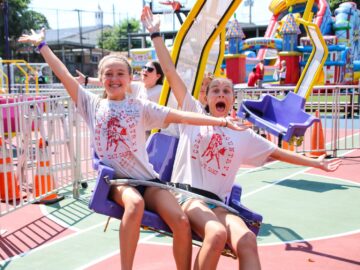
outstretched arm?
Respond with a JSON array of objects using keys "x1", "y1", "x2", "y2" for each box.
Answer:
[
  {"x1": 165, "y1": 109, "x2": 248, "y2": 132},
  {"x1": 141, "y1": 6, "x2": 188, "y2": 108},
  {"x1": 75, "y1": 70, "x2": 103, "y2": 87},
  {"x1": 19, "y1": 29, "x2": 79, "y2": 104},
  {"x1": 270, "y1": 148, "x2": 342, "y2": 172}
]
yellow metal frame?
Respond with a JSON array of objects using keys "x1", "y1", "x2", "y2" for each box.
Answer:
[
  {"x1": 0, "y1": 69, "x2": 9, "y2": 93},
  {"x1": 158, "y1": 0, "x2": 242, "y2": 106},
  {"x1": 193, "y1": 30, "x2": 226, "y2": 99},
  {"x1": 214, "y1": 30, "x2": 226, "y2": 77},
  {"x1": 0, "y1": 59, "x2": 39, "y2": 94},
  {"x1": 293, "y1": 0, "x2": 328, "y2": 99}
]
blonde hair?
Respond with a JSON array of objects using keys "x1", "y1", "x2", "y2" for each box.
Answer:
[{"x1": 98, "y1": 54, "x2": 132, "y2": 80}]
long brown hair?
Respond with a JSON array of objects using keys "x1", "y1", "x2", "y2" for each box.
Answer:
[{"x1": 151, "y1": 61, "x2": 164, "y2": 85}]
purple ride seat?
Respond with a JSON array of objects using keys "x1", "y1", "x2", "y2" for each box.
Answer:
[
  {"x1": 238, "y1": 92, "x2": 319, "y2": 143},
  {"x1": 88, "y1": 132, "x2": 263, "y2": 237}
]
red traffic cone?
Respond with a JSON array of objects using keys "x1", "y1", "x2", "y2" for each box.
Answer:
[
  {"x1": 282, "y1": 140, "x2": 295, "y2": 151},
  {"x1": 0, "y1": 137, "x2": 24, "y2": 202},
  {"x1": 34, "y1": 138, "x2": 64, "y2": 204},
  {"x1": 310, "y1": 110, "x2": 327, "y2": 157}
]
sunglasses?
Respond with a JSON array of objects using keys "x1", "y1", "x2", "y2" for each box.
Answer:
[{"x1": 142, "y1": 66, "x2": 155, "y2": 73}]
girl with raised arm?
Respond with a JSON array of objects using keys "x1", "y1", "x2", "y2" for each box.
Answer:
[
  {"x1": 141, "y1": 6, "x2": 342, "y2": 270},
  {"x1": 75, "y1": 59, "x2": 164, "y2": 103},
  {"x1": 19, "y1": 28, "x2": 246, "y2": 270}
]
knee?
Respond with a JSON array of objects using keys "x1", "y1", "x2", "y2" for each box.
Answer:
[
  {"x1": 171, "y1": 213, "x2": 191, "y2": 234},
  {"x1": 236, "y1": 231, "x2": 258, "y2": 256},
  {"x1": 203, "y1": 223, "x2": 227, "y2": 251},
  {"x1": 124, "y1": 196, "x2": 145, "y2": 218}
]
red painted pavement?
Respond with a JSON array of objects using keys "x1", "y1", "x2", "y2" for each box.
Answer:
[
  {"x1": 259, "y1": 233, "x2": 360, "y2": 270},
  {"x1": 307, "y1": 149, "x2": 360, "y2": 184},
  {"x1": 0, "y1": 204, "x2": 74, "y2": 261},
  {"x1": 84, "y1": 233, "x2": 360, "y2": 270}
]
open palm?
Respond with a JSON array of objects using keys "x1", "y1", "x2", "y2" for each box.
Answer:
[
  {"x1": 141, "y1": 6, "x2": 160, "y2": 33},
  {"x1": 18, "y1": 28, "x2": 45, "y2": 46}
]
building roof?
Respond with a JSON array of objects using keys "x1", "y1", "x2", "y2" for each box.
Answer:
[{"x1": 45, "y1": 25, "x2": 112, "y2": 48}]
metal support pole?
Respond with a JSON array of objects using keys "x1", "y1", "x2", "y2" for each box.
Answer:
[
  {"x1": 3, "y1": 0, "x2": 11, "y2": 93},
  {"x1": 127, "y1": 14, "x2": 131, "y2": 58},
  {"x1": 75, "y1": 9, "x2": 84, "y2": 72}
]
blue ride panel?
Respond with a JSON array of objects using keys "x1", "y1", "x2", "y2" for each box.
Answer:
[{"x1": 238, "y1": 92, "x2": 319, "y2": 144}]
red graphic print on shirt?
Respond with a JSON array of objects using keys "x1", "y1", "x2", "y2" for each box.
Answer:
[
  {"x1": 106, "y1": 117, "x2": 130, "y2": 151},
  {"x1": 192, "y1": 131, "x2": 235, "y2": 177},
  {"x1": 201, "y1": 134, "x2": 226, "y2": 169},
  {"x1": 94, "y1": 104, "x2": 139, "y2": 171}
]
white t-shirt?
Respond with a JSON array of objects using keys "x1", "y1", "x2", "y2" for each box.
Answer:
[
  {"x1": 76, "y1": 86, "x2": 170, "y2": 179},
  {"x1": 280, "y1": 67, "x2": 286, "y2": 79},
  {"x1": 171, "y1": 93, "x2": 277, "y2": 201},
  {"x1": 130, "y1": 81, "x2": 162, "y2": 103}
]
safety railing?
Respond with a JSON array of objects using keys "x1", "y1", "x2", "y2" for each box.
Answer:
[
  {"x1": 0, "y1": 83, "x2": 358, "y2": 218},
  {"x1": 0, "y1": 93, "x2": 96, "y2": 217}
]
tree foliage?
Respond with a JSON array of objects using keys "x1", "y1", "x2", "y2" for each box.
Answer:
[
  {"x1": 98, "y1": 18, "x2": 141, "y2": 51},
  {"x1": 0, "y1": 0, "x2": 49, "y2": 58}
]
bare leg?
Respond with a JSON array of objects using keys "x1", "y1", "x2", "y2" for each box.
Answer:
[
  {"x1": 110, "y1": 185, "x2": 144, "y2": 270},
  {"x1": 183, "y1": 199, "x2": 227, "y2": 270},
  {"x1": 144, "y1": 187, "x2": 192, "y2": 270},
  {"x1": 214, "y1": 207, "x2": 261, "y2": 270}
]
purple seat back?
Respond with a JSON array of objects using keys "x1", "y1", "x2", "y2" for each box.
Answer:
[
  {"x1": 238, "y1": 92, "x2": 319, "y2": 141},
  {"x1": 146, "y1": 133, "x2": 179, "y2": 182}
]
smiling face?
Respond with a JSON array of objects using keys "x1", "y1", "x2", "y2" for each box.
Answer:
[
  {"x1": 141, "y1": 62, "x2": 161, "y2": 89},
  {"x1": 204, "y1": 78, "x2": 234, "y2": 117},
  {"x1": 99, "y1": 56, "x2": 132, "y2": 100}
]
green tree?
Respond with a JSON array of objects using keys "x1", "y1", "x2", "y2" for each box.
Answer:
[
  {"x1": 98, "y1": 18, "x2": 141, "y2": 51},
  {"x1": 0, "y1": 0, "x2": 49, "y2": 58}
]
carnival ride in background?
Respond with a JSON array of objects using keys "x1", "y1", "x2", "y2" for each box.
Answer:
[
  {"x1": 225, "y1": 0, "x2": 360, "y2": 85},
  {"x1": 130, "y1": 1, "x2": 359, "y2": 86}
]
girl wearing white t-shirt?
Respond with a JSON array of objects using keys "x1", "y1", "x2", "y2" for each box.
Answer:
[
  {"x1": 142, "y1": 7, "x2": 342, "y2": 270},
  {"x1": 131, "y1": 61, "x2": 164, "y2": 102},
  {"x1": 75, "y1": 60, "x2": 164, "y2": 103},
  {"x1": 19, "y1": 29, "x2": 246, "y2": 270}
]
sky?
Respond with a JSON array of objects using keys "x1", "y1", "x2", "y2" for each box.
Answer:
[{"x1": 29, "y1": 0, "x2": 273, "y2": 31}]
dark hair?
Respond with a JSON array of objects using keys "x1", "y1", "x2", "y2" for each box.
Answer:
[
  {"x1": 252, "y1": 67, "x2": 256, "y2": 72},
  {"x1": 150, "y1": 61, "x2": 164, "y2": 85}
]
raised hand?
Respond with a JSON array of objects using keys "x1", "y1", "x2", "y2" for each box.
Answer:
[
  {"x1": 141, "y1": 6, "x2": 160, "y2": 33},
  {"x1": 75, "y1": 70, "x2": 86, "y2": 84},
  {"x1": 18, "y1": 28, "x2": 45, "y2": 46}
]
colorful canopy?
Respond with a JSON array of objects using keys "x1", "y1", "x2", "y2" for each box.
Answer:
[
  {"x1": 281, "y1": 13, "x2": 301, "y2": 35},
  {"x1": 226, "y1": 18, "x2": 246, "y2": 39}
]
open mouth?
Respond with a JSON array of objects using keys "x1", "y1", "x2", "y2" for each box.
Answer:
[{"x1": 215, "y1": 101, "x2": 226, "y2": 112}]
